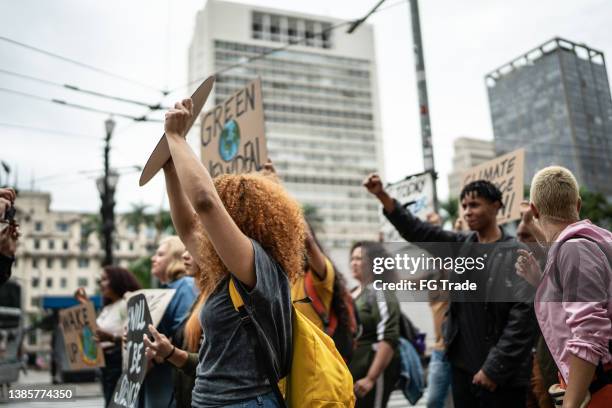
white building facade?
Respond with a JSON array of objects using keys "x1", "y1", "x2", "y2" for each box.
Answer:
[
  {"x1": 447, "y1": 137, "x2": 495, "y2": 198},
  {"x1": 188, "y1": 0, "x2": 384, "y2": 265},
  {"x1": 12, "y1": 191, "x2": 158, "y2": 352}
]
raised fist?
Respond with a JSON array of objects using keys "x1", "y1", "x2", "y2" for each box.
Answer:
[
  {"x1": 165, "y1": 99, "x2": 194, "y2": 138},
  {"x1": 363, "y1": 173, "x2": 384, "y2": 196}
]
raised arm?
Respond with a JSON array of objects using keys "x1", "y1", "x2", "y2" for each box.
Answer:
[
  {"x1": 305, "y1": 224, "x2": 327, "y2": 280},
  {"x1": 162, "y1": 159, "x2": 203, "y2": 265},
  {"x1": 363, "y1": 173, "x2": 464, "y2": 245},
  {"x1": 163, "y1": 99, "x2": 255, "y2": 287}
]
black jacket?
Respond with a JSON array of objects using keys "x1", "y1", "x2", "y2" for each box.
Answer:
[{"x1": 384, "y1": 200, "x2": 537, "y2": 387}]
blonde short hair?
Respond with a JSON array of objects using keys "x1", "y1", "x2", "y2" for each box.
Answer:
[
  {"x1": 159, "y1": 236, "x2": 187, "y2": 282},
  {"x1": 530, "y1": 166, "x2": 580, "y2": 221}
]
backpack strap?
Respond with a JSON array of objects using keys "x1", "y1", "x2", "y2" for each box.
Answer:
[
  {"x1": 228, "y1": 278, "x2": 287, "y2": 408},
  {"x1": 304, "y1": 271, "x2": 338, "y2": 336}
]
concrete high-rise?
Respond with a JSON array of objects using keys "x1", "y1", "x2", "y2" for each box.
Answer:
[
  {"x1": 447, "y1": 137, "x2": 495, "y2": 198},
  {"x1": 188, "y1": 0, "x2": 384, "y2": 264},
  {"x1": 486, "y1": 37, "x2": 612, "y2": 197}
]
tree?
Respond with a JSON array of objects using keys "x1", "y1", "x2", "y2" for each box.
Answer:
[
  {"x1": 440, "y1": 197, "x2": 459, "y2": 226},
  {"x1": 123, "y1": 202, "x2": 154, "y2": 233},
  {"x1": 128, "y1": 256, "x2": 152, "y2": 289},
  {"x1": 579, "y1": 187, "x2": 612, "y2": 229}
]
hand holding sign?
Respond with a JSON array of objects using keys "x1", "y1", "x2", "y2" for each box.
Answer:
[
  {"x1": 143, "y1": 324, "x2": 173, "y2": 365},
  {"x1": 165, "y1": 99, "x2": 194, "y2": 138}
]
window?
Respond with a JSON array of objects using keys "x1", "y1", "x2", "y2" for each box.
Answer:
[
  {"x1": 62, "y1": 241, "x2": 69, "y2": 250},
  {"x1": 78, "y1": 258, "x2": 89, "y2": 268},
  {"x1": 60, "y1": 278, "x2": 67, "y2": 288},
  {"x1": 46, "y1": 278, "x2": 53, "y2": 288},
  {"x1": 46, "y1": 258, "x2": 53, "y2": 269},
  {"x1": 129, "y1": 242, "x2": 134, "y2": 251},
  {"x1": 114, "y1": 242, "x2": 121, "y2": 251},
  {"x1": 34, "y1": 239, "x2": 40, "y2": 250},
  {"x1": 56, "y1": 222, "x2": 69, "y2": 232},
  {"x1": 48, "y1": 240, "x2": 55, "y2": 250},
  {"x1": 31, "y1": 297, "x2": 41, "y2": 308},
  {"x1": 32, "y1": 277, "x2": 39, "y2": 288},
  {"x1": 77, "y1": 277, "x2": 88, "y2": 287},
  {"x1": 61, "y1": 259, "x2": 68, "y2": 269},
  {"x1": 32, "y1": 258, "x2": 38, "y2": 268},
  {"x1": 35, "y1": 221, "x2": 43, "y2": 231}
]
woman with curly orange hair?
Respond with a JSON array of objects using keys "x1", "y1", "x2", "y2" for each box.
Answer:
[{"x1": 143, "y1": 98, "x2": 305, "y2": 408}]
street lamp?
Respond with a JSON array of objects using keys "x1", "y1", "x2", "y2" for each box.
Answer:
[{"x1": 97, "y1": 117, "x2": 117, "y2": 266}]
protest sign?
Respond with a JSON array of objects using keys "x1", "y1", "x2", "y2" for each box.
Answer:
[
  {"x1": 200, "y1": 78, "x2": 268, "y2": 177},
  {"x1": 381, "y1": 171, "x2": 435, "y2": 241},
  {"x1": 109, "y1": 294, "x2": 152, "y2": 408},
  {"x1": 459, "y1": 148, "x2": 525, "y2": 225},
  {"x1": 124, "y1": 289, "x2": 175, "y2": 328},
  {"x1": 58, "y1": 302, "x2": 105, "y2": 370}
]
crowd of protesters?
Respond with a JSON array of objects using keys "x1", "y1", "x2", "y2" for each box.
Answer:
[{"x1": 1, "y1": 96, "x2": 610, "y2": 408}]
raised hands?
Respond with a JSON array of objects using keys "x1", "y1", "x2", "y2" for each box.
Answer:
[
  {"x1": 362, "y1": 173, "x2": 384, "y2": 196},
  {"x1": 165, "y1": 99, "x2": 194, "y2": 138}
]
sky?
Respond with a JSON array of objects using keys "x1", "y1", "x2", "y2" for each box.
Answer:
[{"x1": 1, "y1": 0, "x2": 611, "y2": 214}]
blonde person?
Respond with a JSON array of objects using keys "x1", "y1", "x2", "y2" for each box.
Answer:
[
  {"x1": 516, "y1": 166, "x2": 612, "y2": 408},
  {"x1": 140, "y1": 236, "x2": 196, "y2": 408},
  {"x1": 143, "y1": 98, "x2": 304, "y2": 407}
]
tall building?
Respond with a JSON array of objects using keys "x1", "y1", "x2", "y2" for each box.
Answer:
[
  {"x1": 447, "y1": 137, "x2": 495, "y2": 198},
  {"x1": 486, "y1": 37, "x2": 612, "y2": 197},
  {"x1": 12, "y1": 191, "x2": 159, "y2": 353},
  {"x1": 188, "y1": 0, "x2": 384, "y2": 265}
]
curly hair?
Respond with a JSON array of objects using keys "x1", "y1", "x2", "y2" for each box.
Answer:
[
  {"x1": 196, "y1": 172, "x2": 306, "y2": 300},
  {"x1": 103, "y1": 266, "x2": 141, "y2": 306}
]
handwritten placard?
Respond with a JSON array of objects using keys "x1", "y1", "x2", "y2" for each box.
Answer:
[
  {"x1": 200, "y1": 78, "x2": 268, "y2": 177},
  {"x1": 109, "y1": 294, "x2": 152, "y2": 408},
  {"x1": 58, "y1": 302, "x2": 105, "y2": 370},
  {"x1": 459, "y1": 148, "x2": 525, "y2": 225},
  {"x1": 381, "y1": 171, "x2": 435, "y2": 241},
  {"x1": 124, "y1": 289, "x2": 175, "y2": 328}
]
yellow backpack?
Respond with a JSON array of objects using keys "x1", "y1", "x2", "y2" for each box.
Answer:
[{"x1": 229, "y1": 279, "x2": 355, "y2": 408}]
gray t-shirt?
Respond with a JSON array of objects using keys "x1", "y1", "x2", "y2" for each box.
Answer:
[{"x1": 191, "y1": 239, "x2": 292, "y2": 407}]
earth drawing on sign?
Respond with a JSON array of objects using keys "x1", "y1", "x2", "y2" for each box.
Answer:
[{"x1": 219, "y1": 120, "x2": 241, "y2": 162}]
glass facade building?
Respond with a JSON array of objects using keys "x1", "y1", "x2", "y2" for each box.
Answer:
[
  {"x1": 486, "y1": 38, "x2": 612, "y2": 197},
  {"x1": 188, "y1": 0, "x2": 383, "y2": 262}
]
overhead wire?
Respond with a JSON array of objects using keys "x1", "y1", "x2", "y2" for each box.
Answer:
[
  {"x1": 0, "y1": 68, "x2": 171, "y2": 110},
  {"x1": 0, "y1": 35, "x2": 166, "y2": 94}
]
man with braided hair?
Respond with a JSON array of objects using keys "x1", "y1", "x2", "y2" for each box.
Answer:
[{"x1": 364, "y1": 175, "x2": 537, "y2": 408}]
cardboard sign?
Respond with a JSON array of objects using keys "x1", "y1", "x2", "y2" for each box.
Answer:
[
  {"x1": 58, "y1": 302, "x2": 105, "y2": 370},
  {"x1": 381, "y1": 171, "x2": 435, "y2": 241},
  {"x1": 124, "y1": 289, "x2": 175, "y2": 328},
  {"x1": 459, "y1": 148, "x2": 525, "y2": 225},
  {"x1": 200, "y1": 78, "x2": 268, "y2": 177},
  {"x1": 109, "y1": 294, "x2": 153, "y2": 408}
]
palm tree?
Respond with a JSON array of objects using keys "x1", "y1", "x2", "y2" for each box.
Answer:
[
  {"x1": 439, "y1": 198, "x2": 459, "y2": 226},
  {"x1": 123, "y1": 202, "x2": 154, "y2": 234}
]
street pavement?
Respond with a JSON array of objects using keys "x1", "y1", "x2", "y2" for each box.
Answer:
[{"x1": 5, "y1": 369, "x2": 428, "y2": 407}]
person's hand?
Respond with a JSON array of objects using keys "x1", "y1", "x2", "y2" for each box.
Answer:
[
  {"x1": 363, "y1": 173, "x2": 384, "y2": 196},
  {"x1": 0, "y1": 188, "x2": 16, "y2": 221},
  {"x1": 143, "y1": 324, "x2": 174, "y2": 364},
  {"x1": 515, "y1": 249, "x2": 542, "y2": 288},
  {"x1": 165, "y1": 99, "x2": 193, "y2": 138},
  {"x1": 0, "y1": 225, "x2": 18, "y2": 257},
  {"x1": 453, "y1": 218, "x2": 465, "y2": 232},
  {"x1": 354, "y1": 377, "x2": 375, "y2": 398},
  {"x1": 473, "y1": 369, "x2": 497, "y2": 392},
  {"x1": 426, "y1": 212, "x2": 442, "y2": 227},
  {"x1": 74, "y1": 287, "x2": 88, "y2": 304},
  {"x1": 260, "y1": 159, "x2": 281, "y2": 184}
]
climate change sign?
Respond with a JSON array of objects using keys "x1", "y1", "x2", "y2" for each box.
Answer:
[
  {"x1": 459, "y1": 148, "x2": 525, "y2": 225},
  {"x1": 200, "y1": 78, "x2": 267, "y2": 177},
  {"x1": 58, "y1": 302, "x2": 105, "y2": 370}
]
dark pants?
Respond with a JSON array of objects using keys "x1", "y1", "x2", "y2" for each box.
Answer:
[
  {"x1": 452, "y1": 367, "x2": 527, "y2": 408},
  {"x1": 101, "y1": 346, "x2": 123, "y2": 407}
]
